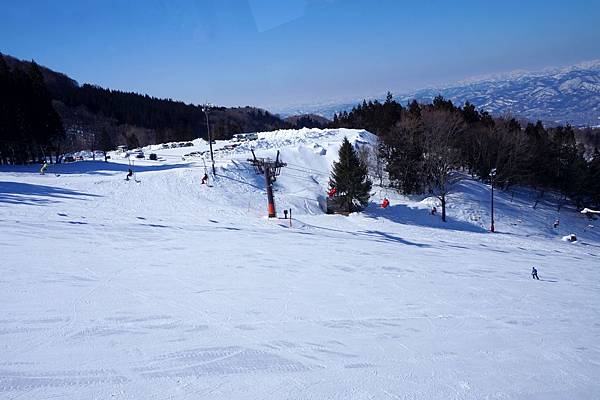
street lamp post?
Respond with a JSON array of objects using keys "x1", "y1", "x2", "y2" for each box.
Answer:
[
  {"x1": 91, "y1": 132, "x2": 96, "y2": 161},
  {"x1": 490, "y1": 168, "x2": 497, "y2": 233},
  {"x1": 202, "y1": 103, "x2": 216, "y2": 176}
]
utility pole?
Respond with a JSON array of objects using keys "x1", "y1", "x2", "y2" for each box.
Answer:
[
  {"x1": 490, "y1": 168, "x2": 496, "y2": 233},
  {"x1": 248, "y1": 149, "x2": 287, "y2": 218},
  {"x1": 91, "y1": 132, "x2": 96, "y2": 161},
  {"x1": 202, "y1": 103, "x2": 216, "y2": 176}
]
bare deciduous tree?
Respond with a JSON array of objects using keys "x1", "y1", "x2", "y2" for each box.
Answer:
[
  {"x1": 357, "y1": 138, "x2": 386, "y2": 187},
  {"x1": 422, "y1": 108, "x2": 466, "y2": 222}
]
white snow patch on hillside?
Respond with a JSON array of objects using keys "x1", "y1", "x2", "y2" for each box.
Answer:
[{"x1": 1, "y1": 128, "x2": 599, "y2": 399}]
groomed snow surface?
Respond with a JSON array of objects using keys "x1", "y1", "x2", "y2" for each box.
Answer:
[{"x1": 1, "y1": 128, "x2": 599, "y2": 399}]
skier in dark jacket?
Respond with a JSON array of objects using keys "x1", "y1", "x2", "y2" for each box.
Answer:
[
  {"x1": 201, "y1": 173, "x2": 208, "y2": 184},
  {"x1": 126, "y1": 168, "x2": 133, "y2": 181},
  {"x1": 531, "y1": 267, "x2": 540, "y2": 280}
]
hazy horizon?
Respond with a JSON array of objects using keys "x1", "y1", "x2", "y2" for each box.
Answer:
[{"x1": 2, "y1": 0, "x2": 599, "y2": 110}]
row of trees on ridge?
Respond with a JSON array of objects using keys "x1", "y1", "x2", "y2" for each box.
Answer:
[{"x1": 331, "y1": 93, "x2": 600, "y2": 218}]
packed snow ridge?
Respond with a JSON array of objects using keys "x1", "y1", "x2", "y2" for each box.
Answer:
[{"x1": 1, "y1": 128, "x2": 599, "y2": 399}]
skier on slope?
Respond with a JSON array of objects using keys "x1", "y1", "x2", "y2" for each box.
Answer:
[
  {"x1": 201, "y1": 173, "x2": 208, "y2": 185},
  {"x1": 531, "y1": 267, "x2": 540, "y2": 280},
  {"x1": 40, "y1": 161, "x2": 49, "y2": 175},
  {"x1": 328, "y1": 187, "x2": 337, "y2": 198},
  {"x1": 125, "y1": 168, "x2": 133, "y2": 181},
  {"x1": 381, "y1": 197, "x2": 390, "y2": 208}
]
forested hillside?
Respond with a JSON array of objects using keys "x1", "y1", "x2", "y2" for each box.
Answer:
[
  {"x1": 332, "y1": 93, "x2": 600, "y2": 211},
  {"x1": 0, "y1": 53, "x2": 289, "y2": 163}
]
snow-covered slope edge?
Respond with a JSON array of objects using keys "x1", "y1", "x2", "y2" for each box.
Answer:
[
  {"x1": 1, "y1": 128, "x2": 599, "y2": 399},
  {"x1": 2, "y1": 128, "x2": 597, "y2": 242}
]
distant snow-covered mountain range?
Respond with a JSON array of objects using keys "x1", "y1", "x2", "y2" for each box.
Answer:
[{"x1": 277, "y1": 60, "x2": 600, "y2": 127}]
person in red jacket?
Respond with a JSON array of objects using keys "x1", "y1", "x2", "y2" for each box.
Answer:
[
  {"x1": 328, "y1": 187, "x2": 337, "y2": 197},
  {"x1": 381, "y1": 197, "x2": 390, "y2": 208}
]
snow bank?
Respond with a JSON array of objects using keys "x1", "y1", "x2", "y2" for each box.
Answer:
[{"x1": 581, "y1": 208, "x2": 600, "y2": 214}]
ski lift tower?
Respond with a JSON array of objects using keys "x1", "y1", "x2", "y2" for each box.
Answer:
[
  {"x1": 248, "y1": 149, "x2": 287, "y2": 218},
  {"x1": 490, "y1": 167, "x2": 497, "y2": 232},
  {"x1": 202, "y1": 103, "x2": 216, "y2": 176}
]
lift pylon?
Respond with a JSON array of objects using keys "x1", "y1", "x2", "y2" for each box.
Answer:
[{"x1": 248, "y1": 150, "x2": 287, "y2": 218}]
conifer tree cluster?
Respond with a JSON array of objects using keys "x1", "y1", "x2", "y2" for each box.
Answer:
[
  {"x1": 0, "y1": 55, "x2": 64, "y2": 164},
  {"x1": 98, "y1": 128, "x2": 115, "y2": 162},
  {"x1": 0, "y1": 54, "x2": 291, "y2": 162},
  {"x1": 332, "y1": 94, "x2": 600, "y2": 215},
  {"x1": 329, "y1": 137, "x2": 372, "y2": 212},
  {"x1": 55, "y1": 85, "x2": 288, "y2": 144}
]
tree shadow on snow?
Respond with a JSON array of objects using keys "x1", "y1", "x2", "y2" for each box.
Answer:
[
  {"x1": 357, "y1": 230, "x2": 431, "y2": 247},
  {"x1": 214, "y1": 172, "x2": 263, "y2": 191},
  {"x1": 0, "y1": 181, "x2": 100, "y2": 206},
  {"x1": 293, "y1": 217, "x2": 430, "y2": 247},
  {"x1": 0, "y1": 161, "x2": 192, "y2": 176},
  {"x1": 364, "y1": 203, "x2": 487, "y2": 233}
]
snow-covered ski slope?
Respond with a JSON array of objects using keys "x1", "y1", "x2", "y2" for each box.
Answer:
[{"x1": 1, "y1": 128, "x2": 599, "y2": 399}]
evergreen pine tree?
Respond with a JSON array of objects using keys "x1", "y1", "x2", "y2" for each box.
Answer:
[
  {"x1": 408, "y1": 100, "x2": 421, "y2": 117},
  {"x1": 26, "y1": 61, "x2": 64, "y2": 160},
  {"x1": 385, "y1": 91, "x2": 394, "y2": 104},
  {"x1": 587, "y1": 148, "x2": 600, "y2": 207},
  {"x1": 98, "y1": 128, "x2": 114, "y2": 162},
  {"x1": 329, "y1": 137, "x2": 372, "y2": 212},
  {"x1": 126, "y1": 133, "x2": 140, "y2": 149},
  {"x1": 382, "y1": 114, "x2": 426, "y2": 194},
  {"x1": 0, "y1": 55, "x2": 10, "y2": 156}
]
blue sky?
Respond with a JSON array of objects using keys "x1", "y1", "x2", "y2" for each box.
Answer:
[{"x1": 1, "y1": 0, "x2": 599, "y2": 110}]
